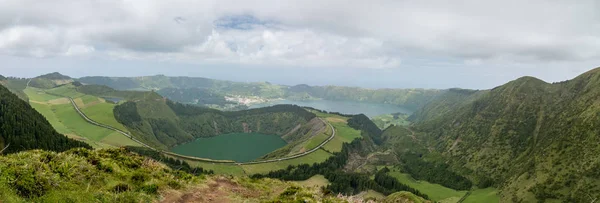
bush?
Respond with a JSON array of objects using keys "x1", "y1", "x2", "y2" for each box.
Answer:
[
  {"x1": 140, "y1": 184, "x2": 159, "y2": 195},
  {"x1": 112, "y1": 183, "x2": 130, "y2": 193}
]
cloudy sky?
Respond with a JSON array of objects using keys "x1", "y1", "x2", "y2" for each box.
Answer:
[{"x1": 1, "y1": 0, "x2": 599, "y2": 89}]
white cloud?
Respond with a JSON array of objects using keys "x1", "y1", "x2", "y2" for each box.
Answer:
[{"x1": 0, "y1": 0, "x2": 599, "y2": 70}]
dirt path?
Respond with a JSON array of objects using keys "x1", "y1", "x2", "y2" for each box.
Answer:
[{"x1": 160, "y1": 177, "x2": 263, "y2": 203}]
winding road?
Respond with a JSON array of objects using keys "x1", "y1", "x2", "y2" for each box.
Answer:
[{"x1": 64, "y1": 95, "x2": 336, "y2": 165}]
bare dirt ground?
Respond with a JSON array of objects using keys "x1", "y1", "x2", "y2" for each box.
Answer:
[{"x1": 160, "y1": 177, "x2": 271, "y2": 203}]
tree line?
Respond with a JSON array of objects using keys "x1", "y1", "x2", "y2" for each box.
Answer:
[
  {"x1": 399, "y1": 152, "x2": 473, "y2": 190},
  {"x1": 124, "y1": 146, "x2": 213, "y2": 175},
  {"x1": 252, "y1": 140, "x2": 429, "y2": 199},
  {"x1": 347, "y1": 114, "x2": 384, "y2": 145},
  {"x1": 0, "y1": 85, "x2": 91, "y2": 154}
]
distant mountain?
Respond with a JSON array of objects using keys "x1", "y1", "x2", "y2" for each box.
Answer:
[
  {"x1": 0, "y1": 85, "x2": 91, "y2": 154},
  {"x1": 29, "y1": 72, "x2": 74, "y2": 89},
  {"x1": 411, "y1": 67, "x2": 600, "y2": 202},
  {"x1": 78, "y1": 75, "x2": 442, "y2": 111},
  {"x1": 0, "y1": 74, "x2": 6, "y2": 80},
  {"x1": 35, "y1": 72, "x2": 72, "y2": 80}
]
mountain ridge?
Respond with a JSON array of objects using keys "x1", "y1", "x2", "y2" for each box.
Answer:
[{"x1": 410, "y1": 67, "x2": 600, "y2": 202}]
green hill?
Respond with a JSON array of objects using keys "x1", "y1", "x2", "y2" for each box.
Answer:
[
  {"x1": 113, "y1": 97, "x2": 325, "y2": 154},
  {"x1": 0, "y1": 85, "x2": 90, "y2": 154},
  {"x1": 29, "y1": 72, "x2": 74, "y2": 89},
  {"x1": 410, "y1": 67, "x2": 600, "y2": 202}
]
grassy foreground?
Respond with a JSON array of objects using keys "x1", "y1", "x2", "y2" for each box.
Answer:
[{"x1": 0, "y1": 148, "x2": 347, "y2": 202}]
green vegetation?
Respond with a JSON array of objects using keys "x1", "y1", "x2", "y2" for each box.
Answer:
[
  {"x1": 242, "y1": 149, "x2": 332, "y2": 174},
  {"x1": 0, "y1": 77, "x2": 29, "y2": 100},
  {"x1": 0, "y1": 85, "x2": 91, "y2": 154},
  {"x1": 371, "y1": 112, "x2": 410, "y2": 129},
  {"x1": 114, "y1": 98, "x2": 319, "y2": 151},
  {"x1": 383, "y1": 191, "x2": 431, "y2": 203},
  {"x1": 410, "y1": 67, "x2": 600, "y2": 202},
  {"x1": 293, "y1": 175, "x2": 330, "y2": 188},
  {"x1": 24, "y1": 86, "x2": 140, "y2": 148},
  {"x1": 387, "y1": 169, "x2": 466, "y2": 202},
  {"x1": 463, "y1": 187, "x2": 500, "y2": 203},
  {"x1": 347, "y1": 114, "x2": 383, "y2": 145},
  {"x1": 78, "y1": 75, "x2": 442, "y2": 111},
  {"x1": 0, "y1": 148, "x2": 345, "y2": 202},
  {"x1": 253, "y1": 140, "x2": 428, "y2": 199}
]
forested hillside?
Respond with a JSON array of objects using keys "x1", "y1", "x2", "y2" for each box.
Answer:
[
  {"x1": 411, "y1": 67, "x2": 600, "y2": 202},
  {"x1": 113, "y1": 97, "x2": 320, "y2": 150},
  {"x1": 0, "y1": 85, "x2": 91, "y2": 154}
]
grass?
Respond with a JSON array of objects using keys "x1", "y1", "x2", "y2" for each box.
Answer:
[
  {"x1": 359, "y1": 190, "x2": 386, "y2": 201},
  {"x1": 293, "y1": 175, "x2": 330, "y2": 188},
  {"x1": 241, "y1": 149, "x2": 332, "y2": 175},
  {"x1": 304, "y1": 132, "x2": 330, "y2": 150},
  {"x1": 371, "y1": 113, "x2": 410, "y2": 129},
  {"x1": 81, "y1": 102, "x2": 129, "y2": 132},
  {"x1": 24, "y1": 87, "x2": 62, "y2": 102},
  {"x1": 100, "y1": 132, "x2": 142, "y2": 147},
  {"x1": 45, "y1": 84, "x2": 85, "y2": 98},
  {"x1": 322, "y1": 122, "x2": 362, "y2": 153},
  {"x1": 387, "y1": 170, "x2": 467, "y2": 202},
  {"x1": 29, "y1": 102, "x2": 74, "y2": 135},
  {"x1": 25, "y1": 86, "x2": 137, "y2": 149},
  {"x1": 463, "y1": 187, "x2": 500, "y2": 203}
]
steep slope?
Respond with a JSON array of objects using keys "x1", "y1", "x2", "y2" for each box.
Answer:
[
  {"x1": 412, "y1": 67, "x2": 600, "y2": 202},
  {"x1": 0, "y1": 85, "x2": 91, "y2": 154},
  {"x1": 113, "y1": 98, "x2": 322, "y2": 152},
  {"x1": 0, "y1": 77, "x2": 29, "y2": 101}
]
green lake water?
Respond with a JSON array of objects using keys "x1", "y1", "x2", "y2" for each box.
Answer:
[{"x1": 170, "y1": 133, "x2": 287, "y2": 162}]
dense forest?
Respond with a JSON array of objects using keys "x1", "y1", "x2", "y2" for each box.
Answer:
[
  {"x1": 347, "y1": 114, "x2": 383, "y2": 145},
  {"x1": 0, "y1": 85, "x2": 91, "y2": 154},
  {"x1": 399, "y1": 153, "x2": 472, "y2": 190}
]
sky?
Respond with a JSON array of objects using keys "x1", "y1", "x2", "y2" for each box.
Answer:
[{"x1": 1, "y1": 0, "x2": 599, "y2": 89}]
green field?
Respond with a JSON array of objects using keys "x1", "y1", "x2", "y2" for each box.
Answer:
[
  {"x1": 463, "y1": 187, "x2": 500, "y2": 203},
  {"x1": 80, "y1": 102, "x2": 129, "y2": 132},
  {"x1": 371, "y1": 113, "x2": 410, "y2": 129},
  {"x1": 322, "y1": 121, "x2": 362, "y2": 153},
  {"x1": 241, "y1": 149, "x2": 332, "y2": 174},
  {"x1": 294, "y1": 175, "x2": 330, "y2": 188},
  {"x1": 25, "y1": 86, "x2": 140, "y2": 148},
  {"x1": 388, "y1": 170, "x2": 467, "y2": 202},
  {"x1": 24, "y1": 87, "x2": 62, "y2": 101}
]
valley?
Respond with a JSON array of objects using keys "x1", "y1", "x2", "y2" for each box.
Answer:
[{"x1": 2, "y1": 68, "x2": 600, "y2": 202}]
